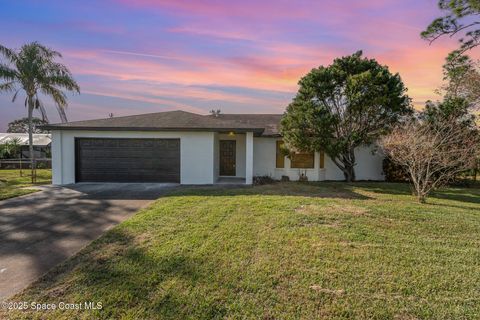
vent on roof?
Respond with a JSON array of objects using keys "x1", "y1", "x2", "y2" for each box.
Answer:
[{"x1": 210, "y1": 109, "x2": 221, "y2": 117}]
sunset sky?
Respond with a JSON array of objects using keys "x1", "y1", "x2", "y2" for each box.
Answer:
[{"x1": 0, "y1": 0, "x2": 473, "y2": 130}]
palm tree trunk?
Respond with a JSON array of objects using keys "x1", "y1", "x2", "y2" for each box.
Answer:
[{"x1": 27, "y1": 96, "x2": 35, "y2": 183}]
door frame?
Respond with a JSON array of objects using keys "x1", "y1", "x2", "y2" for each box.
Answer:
[{"x1": 219, "y1": 139, "x2": 236, "y2": 176}]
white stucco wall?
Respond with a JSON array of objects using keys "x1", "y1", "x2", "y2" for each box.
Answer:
[
  {"x1": 51, "y1": 130, "x2": 215, "y2": 185},
  {"x1": 253, "y1": 137, "x2": 385, "y2": 181},
  {"x1": 213, "y1": 132, "x2": 219, "y2": 181},
  {"x1": 51, "y1": 130, "x2": 384, "y2": 185}
]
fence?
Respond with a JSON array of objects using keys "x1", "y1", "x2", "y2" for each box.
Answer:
[{"x1": 0, "y1": 158, "x2": 52, "y2": 170}]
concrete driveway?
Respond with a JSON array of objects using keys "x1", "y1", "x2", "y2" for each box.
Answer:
[{"x1": 0, "y1": 183, "x2": 177, "y2": 300}]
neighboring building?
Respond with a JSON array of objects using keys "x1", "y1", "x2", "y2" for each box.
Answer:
[
  {"x1": 0, "y1": 133, "x2": 51, "y2": 159},
  {"x1": 45, "y1": 110, "x2": 384, "y2": 185}
]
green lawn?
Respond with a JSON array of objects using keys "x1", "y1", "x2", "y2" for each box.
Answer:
[
  {"x1": 0, "y1": 169, "x2": 51, "y2": 200},
  {"x1": 4, "y1": 182, "x2": 480, "y2": 319}
]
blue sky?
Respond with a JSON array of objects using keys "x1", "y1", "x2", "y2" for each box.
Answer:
[{"x1": 0, "y1": 0, "x2": 468, "y2": 130}]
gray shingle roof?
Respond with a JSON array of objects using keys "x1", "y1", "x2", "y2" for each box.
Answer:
[
  {"x1": 44, "y1": 110, "x2": 283, "y2": 136},
  {"x1": 212, "y1": 114, "x2": 283, "y2": 136}
]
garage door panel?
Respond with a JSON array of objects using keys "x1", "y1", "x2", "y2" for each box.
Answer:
[{"x1": 76, "y1": 138, "x2": 180, "y2": 183}]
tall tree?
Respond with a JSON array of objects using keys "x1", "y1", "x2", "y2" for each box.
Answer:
[
  {"x1": 438, "y1": 51, "x2": 480, "y2": 110},
  {"x1": 423, "y1": 97, "x2": 476, "y2": 127},
  {"x1": 7, "y1": 117, "x2": 49, "y2": 133},
  {"x1": 281, "y1": 51, "x2": 412, "y2": 182},
  {"x1": 421, "y1": 0, "x2": 480, "y2": 53},
  {"x1": 0, "y1": 42, "x2": 79, "y2": 181}
]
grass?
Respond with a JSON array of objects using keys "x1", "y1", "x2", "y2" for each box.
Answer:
[
  {"x1": 4, "y1": 182, "x2": 480, "y2": 319},
  {"x1": 0, "y1": 169, "x2": 51, "y2": 200}
]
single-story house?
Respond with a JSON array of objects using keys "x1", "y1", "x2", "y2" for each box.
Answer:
[
  {"x1": 0, "y1": 133, "x2": 51, "y2": 159},
  {"x1": 45, "y1": 110, "x2": 384, "y2": 185}
]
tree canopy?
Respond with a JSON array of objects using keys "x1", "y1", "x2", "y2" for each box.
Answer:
[
  {"x1": 7, "y1": 117, "x2": 49, "y2": 133},
  {"x1": 0, "y1": 42, "x2": 80, "y2": 123},
  {"x1": 438, "y1": 51, "x2": 480, "y2": 110},
  {"x1": 0, "y1": 41, "x2": 79, "y2": 182},
  {"x1": 422, "y1": 0, "x2": 480, "y2": 53},
  {"x1": 281, "y1": 51, "x2": 412, "y2": 182}
]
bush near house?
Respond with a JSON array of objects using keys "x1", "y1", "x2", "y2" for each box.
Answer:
[{"x1": 382, "y1": 158, "x2": 410, "y2": 183}]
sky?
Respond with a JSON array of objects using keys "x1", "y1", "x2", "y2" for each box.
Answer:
[{"x1": 0, "y1": 0, "x2": 474, "y2": 131}]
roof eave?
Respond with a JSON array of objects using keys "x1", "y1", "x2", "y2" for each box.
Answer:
[{"x1": 44, "y1": 126, "x2": 265, "y2": 134}]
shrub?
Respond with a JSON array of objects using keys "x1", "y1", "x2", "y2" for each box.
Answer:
[
  {"x1": 253, "y1": 175, "x2": 276, "y2": 186},
  {"x1": 382, "y1": 158, "x2": 410, "y2": 182}
]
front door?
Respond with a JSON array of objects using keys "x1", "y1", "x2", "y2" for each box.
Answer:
[{"x1": 219, "y1": 140, "x2": 236, "y2": 176}]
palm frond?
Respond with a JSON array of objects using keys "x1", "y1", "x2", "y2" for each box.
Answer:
[
  {"x1": 44, "y1": 74, "x2": 80, "y2": 93},
  {"x1": 41, "y1": 85, "x2": 67, "y2": 107},
  {"x1": 0, "y1": 44, "x2": 17, "y2": 63},
  {"x1": 0, "y1": 81, "x2": 15, "y2": 93},
  {"x1": 11, "y1": 88, "x2": 21, "y2": 102},
  {"x1": 3, "y1": 42, "x2": 79, "y2": 125},
  {"x1": 0, "y1": 63, "x2": 18, "y2": 82},
  {"x1": 40, "y1": 85, "x2": 68, "y2": 122},
  {"x1": 22, "y1": 42, "x2": 62, "y2": 60},
  {"x1": 34, "y1": 96, "x2": 49, "y2": 122},
  {"x1": 55, "y1": 103, "x2": 68, "y2": 123}
]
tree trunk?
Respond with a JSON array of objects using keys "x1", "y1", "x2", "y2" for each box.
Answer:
[
  {"x1": 342, "y1": 165, "x2": 356, "y2": 182},
  {"x1": 27, "y1": 97, "x2": 35, "y2": 183},
  {"x1": 331, "y1": 149, "x2": 357, "y2": 182},
  {"x1": 418, "y1": 193, "x2": 426, "y2": 204},
  {"x1": 342, "y1": 149, "x2": 356, "y2": 182}
]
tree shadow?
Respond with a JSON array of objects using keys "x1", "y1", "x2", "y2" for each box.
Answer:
[
  {"x1": 164, "y1": 181, "x2": 373, "y2": 200},
  {"x1": 15, "y1": 228, "x2": 227, "y2": 319},
  {"x1": 344, "y1": 182, "x2": 413, "y2": 196},
  {"x1": 0, "y1": 185, "x2": 150, "y2": 299},
  {"x1": 430, "y1": 189, "x2": 480, "y2": 205},
  {"x1": 62, "y1": 182, "x2": 179, "y2": 200},
  {"x1": 351, "y1": 181, "x2": 480, "y2": 206}
]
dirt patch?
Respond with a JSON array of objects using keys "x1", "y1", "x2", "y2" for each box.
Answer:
[
  {"x1": 309, "y1": 285, "x2": 345, "y2": 295},
  {"x1": 295, "y1": 203, "x2": 368, "y2": 216}
]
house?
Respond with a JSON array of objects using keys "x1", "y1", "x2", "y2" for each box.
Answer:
[
  {"x1": 45, "y1": 110, "x2": 384, "y2": 185},
  {"x1": 0, "y1": 133, "x2": 51, "y2": 159}
]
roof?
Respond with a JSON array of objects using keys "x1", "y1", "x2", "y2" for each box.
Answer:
[
  {"x1": 0, "y1": 133, "x2": 51, "y2": 146},
  {"x1": 44, "y1": 110, "x2": 284, "y2": 136},
  {"x1": 211, "y1": 114, "x2": 283, "y2": 136}
]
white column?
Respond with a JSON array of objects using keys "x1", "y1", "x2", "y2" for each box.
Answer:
[
  {"x1": 51, "y1": 130, "x2": 63, "y2": 185},
  {"x1": 245, "y1": 132, "x2": 253, "y2": 184}
]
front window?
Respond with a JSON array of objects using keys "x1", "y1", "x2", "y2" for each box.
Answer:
[{"x1": 291, "y1": 152, "x2": 315, "y2": 169}]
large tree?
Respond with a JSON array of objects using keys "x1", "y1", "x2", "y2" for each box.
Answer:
[
  {"x1": 0, "y1": 42, "x2": 79, "y2": 181},
  {"x1": 281, "y1": 51, "x2": 412, "y2": 182},
  {"x1": 421, "y1": 0, "x2": 480, "y2": 53},
  {"x1": 7, "y1": 117, "x2": 49, "y2": 133},
  {"x1": 438, "y1": 51, "x2": 480, "y2": 110}
]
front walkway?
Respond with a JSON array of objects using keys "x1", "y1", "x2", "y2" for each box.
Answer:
[{"x1": 0, "y1": 183, "x2": 176, "y2": 300}]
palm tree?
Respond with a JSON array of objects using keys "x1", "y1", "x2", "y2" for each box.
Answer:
[{"x1": 0, "y1": 42, "x2": 80, "y2": 182}]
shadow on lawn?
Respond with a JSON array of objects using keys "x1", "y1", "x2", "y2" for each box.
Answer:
[
  {"x1": 166, "y1": 181, "x2": 374, "y2": 200},
  {"x1": 348, "y1": 182, "x2": 480, "y2": 206},
  {"x1": 431, "y1": 189, "x2": 480, "y2": 205},
  {"x1": 23, "y1": 228, "x2": 227, "y2": 319},
  {"x1": 0, "y1": 186, "x2": 144, "y2": 300}
]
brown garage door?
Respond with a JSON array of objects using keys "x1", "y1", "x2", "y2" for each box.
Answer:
[{"x1": 75, "y1": 138, "x2": 180, "y2": 183}]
